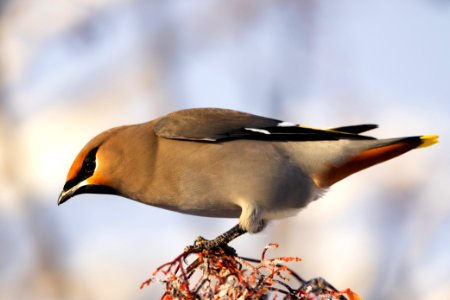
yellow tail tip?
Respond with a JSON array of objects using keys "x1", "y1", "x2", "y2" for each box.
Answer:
[{"x1": 418, "y1": 135, "x2": 439, "y2": 148}]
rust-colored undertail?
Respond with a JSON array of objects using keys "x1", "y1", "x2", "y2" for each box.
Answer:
[{"x1": 314, "y1": 135, "x2": 438, "y2": 188}]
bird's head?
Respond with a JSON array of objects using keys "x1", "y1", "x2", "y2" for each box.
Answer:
[{"x1": 57, "y1": 126, "x2": 129, "y2": 205}]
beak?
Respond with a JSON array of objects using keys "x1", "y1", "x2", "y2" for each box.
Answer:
[
  {"x1": 58, "y1": 188, "x2": 74, "y2": 205},
  {"x1": 58, "y1": 190, "x2": 71, "y2": 205},
  {"x1": 57, "y1": 180, "x2": 88, "y2": 205},
  {"x1": 57, "y1": 180, "x2": 118, "y2": 205}
]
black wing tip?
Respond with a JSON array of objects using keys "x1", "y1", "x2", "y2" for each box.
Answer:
[{"x1": 330, "y1": 124, "x2": 379, "y2": 134}]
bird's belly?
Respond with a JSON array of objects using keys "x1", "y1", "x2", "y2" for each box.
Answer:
[
  {"x1": 148, "y1": 200, "x2": 242, "y2": 218},
  {"x1": 179, "y1": 206, "x2": 242, "y2": 218},
  {"x1": 147, "y1": 139, "x2": 321, "y2": 219}
]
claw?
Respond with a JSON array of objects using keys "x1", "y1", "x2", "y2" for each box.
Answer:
[
  {"x1": 194, "y1": 236, "x2": 208, "y2": 246},
  {"x1": 301, "y1": 277, "x2": 339, "y2": 294},
  {"x1": 184, "y1": 224, "x2": 246, "y2": 255},
  {"x1": 184, "y1": 237, "x2": 237, "y2": 256},
  {"x1": 183, "y1": 236, "x2": 208, "y2": 252}
]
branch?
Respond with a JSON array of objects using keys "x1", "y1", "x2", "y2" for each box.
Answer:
[{"x1": 140, "y1": 243, "x2": 362, "y2": 300}]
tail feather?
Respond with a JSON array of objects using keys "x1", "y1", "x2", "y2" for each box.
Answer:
[
  {"x1": 418, "y1": 135, "x2": 439, "y2": 148},
  {"x1": 313, "y1": 135, "x2": 439, "y2": 188}
]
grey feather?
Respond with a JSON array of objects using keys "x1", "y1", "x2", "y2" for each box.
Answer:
[
  {"x1": 154, "y1": 108, "x2": 374, "y2": 142},
  {"x1": 154, "y1": 108, "x2": 281, "y2": 141}
]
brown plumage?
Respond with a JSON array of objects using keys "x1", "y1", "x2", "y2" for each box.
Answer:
[{"x1": 58, "y1": 108, "x2": 438, "y2": 248}]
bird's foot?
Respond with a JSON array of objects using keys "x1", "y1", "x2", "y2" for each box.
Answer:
[
  {"x1": 184, "y1": 236, "x2": 237, "y2": 256},
  {"x1": 184, "y1": 224, "x2": 245, "y2": 256},
  {"x1": 300, "y1": 277, "x2": 340, "y2": 295}
]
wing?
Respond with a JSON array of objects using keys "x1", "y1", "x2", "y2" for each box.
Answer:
[
  {"x1": 154, "y1": 108, "x2": 375, "y2": 142},
  {"x1": 329, "y1": 124, "x2": 378, "y2": 134}
]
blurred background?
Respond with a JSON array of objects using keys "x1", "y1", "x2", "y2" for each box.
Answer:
[{"x1": 1, "y1": 0, "x2": 449, "y2": 299}]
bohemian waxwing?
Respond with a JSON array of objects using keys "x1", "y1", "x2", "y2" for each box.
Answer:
[{"x1": 58, "y1": 108, "x2": 438, "y2": 249}]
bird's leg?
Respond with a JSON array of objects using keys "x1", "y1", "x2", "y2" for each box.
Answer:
[
  {"x1": 185, "y1": 224, "x2": 247, "y2": 253},
  {"x1": 207, "y1": 223, "x2": 247, "y2": 246}
]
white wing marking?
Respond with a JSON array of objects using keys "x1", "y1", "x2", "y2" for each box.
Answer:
[{"x1": 245, "y1": 128, "x2": 271, "y2": 135}]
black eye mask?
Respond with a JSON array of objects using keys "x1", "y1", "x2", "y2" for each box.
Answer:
[{"x1": 63, "y1": 147, "x2": 99, "y2": 191}]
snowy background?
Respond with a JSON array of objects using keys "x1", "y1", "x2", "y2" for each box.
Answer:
[{"x1": 1, "y1": 1, "x2": 449, "y2": 299}]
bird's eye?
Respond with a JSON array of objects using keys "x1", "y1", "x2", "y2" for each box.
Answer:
[
  {"x1": 83, "y1": 147, "x2": 98, "y2": 175},
  {"x1": 84, "y1": 159, "x2": 96, "y2": 173}
]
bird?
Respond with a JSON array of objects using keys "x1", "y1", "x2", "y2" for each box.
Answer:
[{"x1": 58, "y1": 108, "x2": 438, "y2": 250}]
